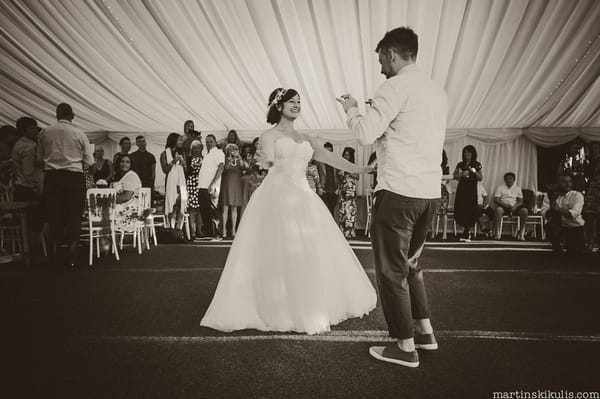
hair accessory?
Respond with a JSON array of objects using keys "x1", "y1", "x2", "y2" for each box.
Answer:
[{"x1": 268, "y1": 89, "x2": 287, "y2": 109}]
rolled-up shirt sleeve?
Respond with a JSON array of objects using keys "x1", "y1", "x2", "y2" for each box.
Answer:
[
  {"x1": 346, "y1": 80, "x2": 404, "y2": 146},
  {"x1": 568, "y1": 192, "x2": 584, "y2": 219}
]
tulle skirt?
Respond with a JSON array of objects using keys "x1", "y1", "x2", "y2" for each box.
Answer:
[{"x1": 200, "y1": 169, "x2": 377, "y2": 334}]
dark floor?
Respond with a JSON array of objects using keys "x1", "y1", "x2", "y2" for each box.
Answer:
[{"x1": 1, "y1": 243, "x2": 599, "y2": 398}]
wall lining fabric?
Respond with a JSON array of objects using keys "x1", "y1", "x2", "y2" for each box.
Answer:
[{"x1": 2, "y1": 0, "x2": 600, "y2": 194}]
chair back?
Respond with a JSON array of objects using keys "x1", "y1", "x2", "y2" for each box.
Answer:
[
  {"x1": 137, "y1": 187, "x2": 152, "y2": 217},
  {"x1": 86, "y1": 188, "x2": 117, "y2": 225},
  {"x1": 522, "y1": 189, "x2": 536, "y2": 213}
]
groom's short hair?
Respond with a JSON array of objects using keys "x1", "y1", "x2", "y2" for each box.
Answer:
[{"x1": 376, "y1": 27, "x2": 418, "y2": 61}]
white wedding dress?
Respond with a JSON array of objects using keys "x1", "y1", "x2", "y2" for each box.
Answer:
[{"x1": 200, "y1": 135, "x2": 377, "y2": 334}]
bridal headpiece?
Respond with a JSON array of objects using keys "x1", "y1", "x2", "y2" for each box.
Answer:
[{"x1": 268, "y1": 89, "x2": 287, "y2": 109}]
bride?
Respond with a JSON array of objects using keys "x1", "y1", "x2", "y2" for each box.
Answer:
[{"x1": 200, "y1": 88, "x2": 377, "y2": 334}]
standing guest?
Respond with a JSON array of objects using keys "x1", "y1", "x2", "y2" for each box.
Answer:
[
  {"x1": 197, "y1": 135, "x2": 224, "y2": 241},
  {"x1": 0, "y1": 126, "x2": 18, "y2": 196},
  {"x1": 431, "y1": 150, "x2": 452, "y2": 240},
  {"x1": 337, "y1": 26, "x2": 446, "y2": 367},
  {"x1": 306, "y1": 159, "x2": 322, "y2": 194},
  {"x1": 130, "y1": 135, "x2": 156, "y2": 190},
  {"x1": 541, "y1": 173, "x2": 585, "y2": 254},
  {"x1": 12, "y1": 117, "x2": 43, "y2": 201},
  {"x1": 337, "y1": 147, "x2": 359, "y2": 238},
  {"x1": 225, "y1": 129, "x2": 241, "y2": 147},
  {"x1": 89, "y1": 147, "x2": 114, "y2": 183},
  {"x1": 557, "y1": 140, "x2": 587, "y2": 193},
  {"x1": 583, "y1": 141, "x2": 600, "y2": 251},
  {"x1": 186, "y1": 140, "x2": 203, "y2": 239},
  {"x1": 220, "y1": 143, "x2": 243, "y2": 239},
  {"x1": 160, "y1": 133, "x2": 187, "y2": 229},
  {"x1": 317, "y1": 142, "x2": 339, "y2": 215},
  {"x1": 113, "y1": 137, "x2": 131, "y2": 178},
  {"x1": 453, "y1": 145, "x2": 483, "y2": 242},
  {"x1": 112, "y1": 155, "x2": 143, "y2": 232},
  {"x1": 37, "y1": 103, "x2": 93, "y2": 269},
  {"x1": 182, "y1": 120, "x2": 202, "y2": 155},
  {"x1": 493, "y1": 172, "x2": 528, "y2": 240}
]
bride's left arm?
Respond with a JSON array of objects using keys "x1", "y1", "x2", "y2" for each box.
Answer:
[{"x1": 306, "y1": 135, "x2": 364, "y2": 174}]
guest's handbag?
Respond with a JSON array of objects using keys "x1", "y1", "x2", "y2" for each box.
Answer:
[{"x1": 155, "y1": 227, "x2": 186, "y2": 244}]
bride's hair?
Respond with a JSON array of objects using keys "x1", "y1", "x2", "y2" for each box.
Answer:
[{"x1": 266, "y1": 88, "x2": 299, "y2": 125}]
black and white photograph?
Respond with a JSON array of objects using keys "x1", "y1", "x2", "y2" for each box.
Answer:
[{"x1": 1, "y1": 0, "x2": 599, "y2": 398}]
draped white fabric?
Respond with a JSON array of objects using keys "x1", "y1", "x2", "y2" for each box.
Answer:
[{"x1": 1, "y1": 0, "x2": 600, "y2": 194}]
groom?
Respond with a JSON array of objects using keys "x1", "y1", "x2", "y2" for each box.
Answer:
[{"x1": 337, "y1": 27, "x2": 447, "y2": 368}]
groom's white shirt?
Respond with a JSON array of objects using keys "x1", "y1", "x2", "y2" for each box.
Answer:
[{"x1": 346, "y1": 63, "x2": 447, "y2": 199}]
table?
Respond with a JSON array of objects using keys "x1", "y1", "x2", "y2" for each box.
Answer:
[{"x1": 0, "y1": 202, "x2": 32, "y2": 267}]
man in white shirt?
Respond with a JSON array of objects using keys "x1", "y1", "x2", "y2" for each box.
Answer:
[
  {"x1": 541, "y1": 173, "x2": 585, "y2": 253},
  {"x1": 493, "y1": 172, "x2": 529, "y2": 240},
  {"x1": 37, "y1": 103, "x2": 94, "y2": 268},
  {"x1": 337, "y1": 27, "x2": 446, "y2": 368},
  {"x1": 197, "y1": 134, "x2": 224, "y2": 240}
]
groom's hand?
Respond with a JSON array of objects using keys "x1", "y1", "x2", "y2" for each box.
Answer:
[{"x1": 336, "y1": 94, "x2": 358, "y2": 113}]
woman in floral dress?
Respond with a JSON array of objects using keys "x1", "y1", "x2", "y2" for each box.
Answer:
[
  {"x1": 337, "y1": 147, "x2": 359, "y2": 238},
  {"x1": 187, "y1": 140, "x2": 203, "y2": 238},
  {"x1": 113, "y1": 155, "x2": 142, "y2": 232}
]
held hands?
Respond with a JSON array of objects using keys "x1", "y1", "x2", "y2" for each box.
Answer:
[
  {"x1": 362, "y1": 166, "x2": 376, "y2": 174},
  {"x1": 336, "y1": 94, "x2": 359, "y2": 113}
]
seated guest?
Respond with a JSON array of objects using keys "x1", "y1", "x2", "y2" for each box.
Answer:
[
  {"x1": 198, "y1": 135, "x2": 224, "y2": 241},
  {"x1": 112, "y1": 155, "x2": 143, "y2": 232},
  {"x1": 477, "y1": 182, "x2": 494, "y2": 237},
  {"x1": 493, "y1": 172, "x2": 528, "y2": 240},
  {"x1": 130, "y1": 135, "x2": 156, "y2": 190},
  {"x1": 38, "y1": 103, "x2": 94, "y2": 268},
  {"x1": 89, "y1": 147, "x2": 114, "y2": 183},
  {"x1": 113, "y1": 137, "x2": 132, "y2": 179},
  {"x1": 306, "y1": 159, "x2": 322, "y2": 194},
  {"x1": 12, "y1": 117, "x2": 43, "y2": 202},
  {"x1": 541, "y1": 173, "x2": 585, "y2": 254}
]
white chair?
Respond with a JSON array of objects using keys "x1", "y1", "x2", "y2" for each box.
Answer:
[
  {"x1": 525, "y1": 214, "x2": 545, "y2": 240},
  {"x1": 364, "y1": 189, "x2": 374, "y2": 237},
  {"x1": 83, "y1": 188, "x2": 120, "y2": 266},
  {"x1": 139, "y1": 188, "x2": 159, "y2": 246},
  {"x1": 498, "y1": 215, "x2": 520, "y2": 238},
  {"x1": 435, "y1": 211, "x2": 457, "y2": 237},
  {"x1": 117, "y1": 189, "x2": 149, "y2": 254}
]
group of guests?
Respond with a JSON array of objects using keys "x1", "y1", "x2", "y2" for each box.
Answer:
[{"x1": 436, "y1": 143, "x2": 600, "y2": 254}]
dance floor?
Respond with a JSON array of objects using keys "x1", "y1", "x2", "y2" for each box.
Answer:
[{"x1": 1, "y1": 241, "x2": 599, "y2": 398}]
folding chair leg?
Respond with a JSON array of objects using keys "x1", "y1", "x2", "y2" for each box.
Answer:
[
  {"x1": 111, "y1": 230, "x2": 120, "y2": 261},
  {"x1": 120, "y1": 232, "x2": 124, "y2": 250},
  {"x1": 152, "y1": 225, "x2": 158, "y2": 245},
  {"x1": 89, "y1": 235, "x2": 93, "y2": 266},
  {"x1": 96, "y1": 232, "x2": 101, "y2": 258},
  {"x1": 41, "y1": 232, "x2": 47, "y2": 257},
  {"x1": 185, "y1": 219, "x2": 191, "y2": 241}
]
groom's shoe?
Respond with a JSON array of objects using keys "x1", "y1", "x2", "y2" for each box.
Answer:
[
  {"x1": 415, "y1": 333, "x2": 438, "y2": 350},
  {"x1": 369, "y1": 344, "x2": 419, "y2": 368}
]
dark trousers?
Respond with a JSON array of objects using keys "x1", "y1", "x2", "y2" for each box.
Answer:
[
  {"x1": 198, "y1": 188, "x2": 220, "y2": 237},
  {"x1": 546, "y1": 210, "x2": 585, "y2": 253},
  {"x1": 371, "y1": 190, "x2": 440, "y2": 340},
  {"x1": 320, "y1": 192, "x2": 337, "y2": 216},
  {"x1": 43, "y1": 170, "x2": 85, "y2": 265}
]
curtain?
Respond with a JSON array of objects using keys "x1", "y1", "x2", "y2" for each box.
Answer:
[{"x1": 2, "y1": 0, "x2": 600, "y2": 194}]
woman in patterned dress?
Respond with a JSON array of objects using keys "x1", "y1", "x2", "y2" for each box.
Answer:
[
  {"x1": 113, "y1": 155, "x2": 142, "y2": 232},
  {"x1": 187, "y1": 140, "x2": 203, "y2": 238},
  {"x1": 337, "y1": 147, "x2": 359, "y2": 238}
]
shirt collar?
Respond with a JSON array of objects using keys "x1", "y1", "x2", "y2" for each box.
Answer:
[
  {"x1": 58, "y1": 119, "x2": 72, "y2": 124},
  {"x1": 396, "y1": 63, "x2": 419, "y2": 76}
]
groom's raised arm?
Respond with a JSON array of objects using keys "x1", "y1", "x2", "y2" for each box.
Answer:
[{"x1": 340, "y1": 81, "x2": 403, "y2": 146}]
